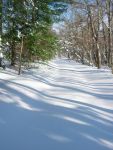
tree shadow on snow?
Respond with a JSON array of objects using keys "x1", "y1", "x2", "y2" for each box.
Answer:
[{"x1": 0, "y1": 77, "x2": 113, "y2": 150}]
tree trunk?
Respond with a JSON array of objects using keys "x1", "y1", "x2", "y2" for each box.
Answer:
[
  {"x1": 106, "y1": 0, "x2": 112, "y2": 66},
  {"x1": 0, "y1": 0, "x2": 2, "y2": 52},
  {"x1": 18, "y1": 36, "x2": 24, "y2": 75},
  {"x1": 11, "y1": 42, "x2": 16, "y2": 66},
  {"x1": 111, "y1": 1, "x2": 113, "y2": 73},
  {"x1": 87, "y1": 3, "x2": 101, "y2": 68}
]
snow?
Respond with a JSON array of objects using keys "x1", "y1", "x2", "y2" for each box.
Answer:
[{"x1": 0, "y1": 58, "x2": 113, "y2": 150}]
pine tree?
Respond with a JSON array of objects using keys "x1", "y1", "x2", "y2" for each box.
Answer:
[{"x1": 2, "y1": 0, "x2": 60, "y2": 66}]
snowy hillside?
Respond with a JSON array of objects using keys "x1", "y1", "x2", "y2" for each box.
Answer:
[{"x1": 0, "y1": 58, "x2": 113, "y2": 150}]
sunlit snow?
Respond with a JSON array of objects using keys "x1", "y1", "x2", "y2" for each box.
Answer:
[{"x1": 0, "y1": 58, "x2": 113, "y2": 150}]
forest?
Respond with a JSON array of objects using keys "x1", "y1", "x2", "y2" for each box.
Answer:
[{"x1": 0, "y1": 0, "x2": 113, "y2": 74}]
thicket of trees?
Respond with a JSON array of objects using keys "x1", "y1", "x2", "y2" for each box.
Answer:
[
  {"x1": 59, "y1": 0, "x2": 113, "y2": 73},
  {"x1": 0, "y1": 0, "x2": 66, "y2": 73}
]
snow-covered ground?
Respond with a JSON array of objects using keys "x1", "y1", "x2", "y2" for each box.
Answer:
[{"x1": 0, "y1": 58, "x2": 113, "y2": 150}]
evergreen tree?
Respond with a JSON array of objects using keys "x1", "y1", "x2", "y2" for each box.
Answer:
[{"x1": 2, "y1": 0, "x2": 64, "y2": 67}]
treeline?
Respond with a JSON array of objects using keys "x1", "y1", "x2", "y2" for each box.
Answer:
[
  {"x1": 0, "y1": 0, "x2": 63, "y2": 69},
  {"x1": 59, "y1": 0, "x2": 113, "y2": 73}
]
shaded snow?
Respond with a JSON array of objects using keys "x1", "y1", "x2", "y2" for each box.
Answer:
[{"x1": 0, "y1": 58, "x2": 113, "y2": 150}]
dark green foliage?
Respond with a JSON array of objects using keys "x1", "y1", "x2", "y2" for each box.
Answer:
[
  {"x1": 24, "y1": 25, "x2": 58, "y2": 61},
  {"x1": 1, "y1": 0, "x2": 65, "y2": 65}
]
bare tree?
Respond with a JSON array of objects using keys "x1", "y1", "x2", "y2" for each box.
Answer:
[{"x1": 59, "y1": 0, "x2": 113, "y2": 73}]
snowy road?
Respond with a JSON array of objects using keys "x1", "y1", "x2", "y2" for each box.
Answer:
[{"x1": 0, "y1": 58, "x2": 113, "y2": 150}]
